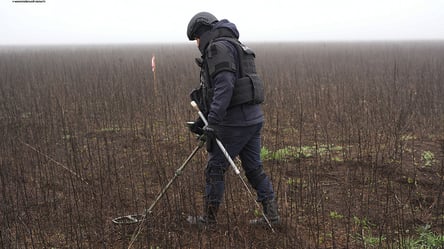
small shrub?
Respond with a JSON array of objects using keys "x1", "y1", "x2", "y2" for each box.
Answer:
[{"x1": 421, "y1": 151, "x2": 435, "y2": 167}]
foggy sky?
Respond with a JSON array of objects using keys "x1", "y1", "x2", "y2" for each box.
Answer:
[{"x1": 1, "y1": 0, "x2": 444, "y2": 45}]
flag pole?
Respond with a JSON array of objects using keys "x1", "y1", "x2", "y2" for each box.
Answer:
[{"x1": 151, "y1": 54, "x2": 157, "y2": 96}]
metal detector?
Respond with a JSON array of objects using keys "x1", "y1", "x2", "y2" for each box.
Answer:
[
  {"x1": 112, "y1": 137, "x2": 205, "y2": 225},
  {"x1": 113, "y1": 101, "x2": 275, "y2": 249}
]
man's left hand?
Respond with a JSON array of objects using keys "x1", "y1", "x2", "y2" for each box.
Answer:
[
  {"x1": 203, "y1": 125, "x2": 218, "y2": 140},
  {"x1": 203, "y1": 125, "x2": 218, "y2": 152}
]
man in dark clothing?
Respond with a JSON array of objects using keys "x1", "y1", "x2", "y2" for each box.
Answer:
[{"x1": 186, "y1": 12, "x2": 280, "y2": 227}]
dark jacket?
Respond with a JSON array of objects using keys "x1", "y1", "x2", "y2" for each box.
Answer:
[{"x1": 199, "y1": 20, "x2": 264, "y2": 127}]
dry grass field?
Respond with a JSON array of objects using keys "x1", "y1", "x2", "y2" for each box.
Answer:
[{"x1": 1, "y1": 42, "x2": 443, "y2": 248}]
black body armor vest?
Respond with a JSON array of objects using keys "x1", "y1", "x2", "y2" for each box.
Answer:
[{"x1": 190, "y1": 34, "x2": 264, "y2": 116}]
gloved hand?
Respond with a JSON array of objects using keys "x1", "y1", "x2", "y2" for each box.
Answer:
[
  {"x1": 203, "y1": 125, "x2": 218, "y2": 152},
  {"x1": 187, "y1": 118, "x2": 205, "y2": 135},
  {"x1": 203, "y1": 125, "x2": 217, "y2": 139}
]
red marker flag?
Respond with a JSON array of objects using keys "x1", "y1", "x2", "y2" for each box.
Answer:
[{"x1": 151, "y1": 55, "x2": 156, "y2": 72}]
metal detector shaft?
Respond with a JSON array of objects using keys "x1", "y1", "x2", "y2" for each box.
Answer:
[
  {"x1": 190, "y1": 101, "x2": 275, "y2": 233},
  {"x1": 191, "y1": 101, "x2": 240, "y2": 175}
]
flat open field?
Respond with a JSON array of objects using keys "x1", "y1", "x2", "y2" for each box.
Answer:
[{"x1": 1, "y1": 42, "x2": 443, "y2": 248}]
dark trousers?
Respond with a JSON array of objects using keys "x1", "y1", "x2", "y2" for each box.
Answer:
[{"x1": 205, "y1": 122, "x2": 275, "y2": 205}]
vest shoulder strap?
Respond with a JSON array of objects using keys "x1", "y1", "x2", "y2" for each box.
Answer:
[
  {"x1": 205, "y1": 40, "x2": 237, "y2": 77},
  {"x1": 213, "y1": 37, "x2": 256, "y2": 77}
]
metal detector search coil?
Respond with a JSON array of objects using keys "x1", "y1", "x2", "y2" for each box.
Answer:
[{"x1": 112, "y1": 214, "x2": 146, "y2": 225}]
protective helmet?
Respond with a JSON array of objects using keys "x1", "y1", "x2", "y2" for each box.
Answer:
[{"x1": 187, "y1": 12, "x2": 218, "y2": 40}]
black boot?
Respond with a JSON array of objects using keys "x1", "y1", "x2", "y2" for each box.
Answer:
[
  {"x1": 250, "y1": 198, "x2": 280, "y2": 225},
  {"x1": 187, "y1": 202, "x2": 218, "y2": 226}
]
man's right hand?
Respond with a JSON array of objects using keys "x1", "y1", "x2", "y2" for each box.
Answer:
[{"x1": 187, "y1": 118, "x2": 205, "y2": 135}]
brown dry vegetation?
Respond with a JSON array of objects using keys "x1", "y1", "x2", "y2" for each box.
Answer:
[{"x1": 1, "y1": 42, "x2": 443, "y2": 248}]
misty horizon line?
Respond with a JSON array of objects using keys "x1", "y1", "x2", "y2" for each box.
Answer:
[{"x1": 1, "y1": 39, "x2": 444, "y2": 47}]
